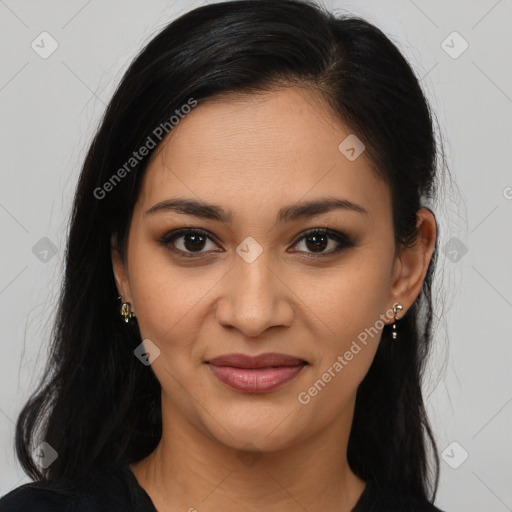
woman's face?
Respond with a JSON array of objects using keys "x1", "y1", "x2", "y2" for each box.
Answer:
[{"x1": 113, "y1": 87, "x2": 411, "y2": 452}]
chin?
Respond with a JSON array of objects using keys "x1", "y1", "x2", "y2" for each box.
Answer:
[{"x1": 203, "y1": 410, "x2": 305, "y2": 454}]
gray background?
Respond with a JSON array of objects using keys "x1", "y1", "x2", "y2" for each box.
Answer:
[{"x1": 1, "y1": 1, "x2": 511, "y2": 511}]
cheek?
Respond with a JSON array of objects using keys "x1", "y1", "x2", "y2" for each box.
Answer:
[
  {"x1": 293, "y1": 257, "x2": 390, "y2": 400},
  {"x1": 298, "y1": 315, "x2": 382, "y2": 423},
  {"x1": 127, "y1": 259, "x2": 211, "y2": 400},
  {"x1": 127, "y1": 244, "x2": 225, "y2": 349},
  {"x1": 131, "y1": 275, "x2": 197, "y2": 348},
  {"x1": 294, "y1": 258, "x2": 390, "y2": 340}
]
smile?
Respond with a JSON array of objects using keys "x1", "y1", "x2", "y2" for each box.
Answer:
[{"x1": 206, "y1": 363, "x2": 307, "y2": 393}]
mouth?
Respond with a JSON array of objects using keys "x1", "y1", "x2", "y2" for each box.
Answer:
[{"x1": 204, "y1": 353, "x2": 308, "y2": 393}]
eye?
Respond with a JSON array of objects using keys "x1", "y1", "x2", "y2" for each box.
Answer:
[
  {"x1": 159, "y1": 228, "x2": 220, "y2": 258},
  {"x1": 159, "y1": 227, "x2": 355, "y2": 259},
  {"x1": 290, "y1": 228, "x2": 355, "y2": 257}
]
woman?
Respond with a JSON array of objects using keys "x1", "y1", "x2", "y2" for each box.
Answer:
[{"x1": 0, "y1": 0, "x2": 448, "y2": 510}]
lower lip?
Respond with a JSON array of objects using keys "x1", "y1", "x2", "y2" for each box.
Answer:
[{"x1": 206, "y1": 363, "x2": 306, "y2": 393}]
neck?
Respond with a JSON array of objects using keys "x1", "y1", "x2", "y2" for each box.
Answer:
[{"x1": 130, "y1": 393, "x2": 366, "y2": 512}]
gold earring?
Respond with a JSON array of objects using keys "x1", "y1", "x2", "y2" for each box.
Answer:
[
  {"x1": 391, "y1": 303, "x2": 403, "y2": 340},
  {"x1": 119, "y1": 296, "x2": 136, "y2": 323}
]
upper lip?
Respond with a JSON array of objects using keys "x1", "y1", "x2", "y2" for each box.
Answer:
[{"x1": 206, "y1": 353, "x2": 307, "y2": 369}]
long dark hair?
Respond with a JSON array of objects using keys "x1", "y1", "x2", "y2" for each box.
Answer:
[{"x1": 15, "y1": 0, "x2": 445, "y2": 503}]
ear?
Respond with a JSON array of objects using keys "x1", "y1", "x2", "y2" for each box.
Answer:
[
  {"x1": 111, "y1": 233, "x2": 133, "y2": 303},
  {"x1": 387, "y1": 208, "x2": 437, "y2": 319}
]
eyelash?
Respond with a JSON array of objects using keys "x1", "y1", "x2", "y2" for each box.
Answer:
[{"x1": 158, "y1": 227, "x2": 355, "y2": 259}]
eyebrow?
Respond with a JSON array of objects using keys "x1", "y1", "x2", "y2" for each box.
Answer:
[{"x1": 145, "y1": 197, "x2": 368, "y2": 223}]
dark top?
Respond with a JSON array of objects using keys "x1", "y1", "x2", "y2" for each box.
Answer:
[{"x1": 0, "y1": 460, "x2": 446, "y2": 512}]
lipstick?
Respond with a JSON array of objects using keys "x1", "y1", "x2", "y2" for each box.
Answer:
[{"x1": 205, "y1": 353, "x2": 307, "y2": 393}]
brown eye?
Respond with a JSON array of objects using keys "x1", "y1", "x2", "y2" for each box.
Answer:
[
  {"x1": 159, "y1": 229, "x2": 220, "y2": 258},
  {"x1": 180, "y1": 232, "x2": 207, "y2": 251},
  {"x1": 159, "y1": 227, "x2": 355, "y2": 260},
  {"x1": 303, "y1": 233, "x2": 329, "y2": 252},
  {"x1": 291, "y1": 228, "x2": 355, "y2": 257}
]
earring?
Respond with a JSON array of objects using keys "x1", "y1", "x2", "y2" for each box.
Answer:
[
  {"x1": 391, "y1": 303, "x2": 403, "y2": 340},
  {"x1": 119, "y1": 296, "x2": 136, "y2": 323}
]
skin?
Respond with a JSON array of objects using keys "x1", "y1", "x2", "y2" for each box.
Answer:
[{"x1": 112, "y1": 86, "x2": 437, "y2": 512}]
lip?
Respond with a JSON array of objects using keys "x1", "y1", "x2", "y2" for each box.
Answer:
[
  {"x1": 206, "y1": 352, "x2": 307, "y2": 368},
  {"x1": 205, "y1": 352, "x2": 308, "y2": 393}
]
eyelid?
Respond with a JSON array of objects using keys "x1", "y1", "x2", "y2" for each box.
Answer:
[
  {"x1": 158, "y1": 228, "x2": 220, "y2": 258},
  {"x1": 291, "y1": 227, "x2": 353, "y2": 245},
  {"x1": 159, "y1": 227, "x2": 355, "y2": 258}
]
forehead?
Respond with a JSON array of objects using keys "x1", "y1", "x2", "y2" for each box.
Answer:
[{"x1": 137, "y1": 87, "x2": 391, "y2": 224}]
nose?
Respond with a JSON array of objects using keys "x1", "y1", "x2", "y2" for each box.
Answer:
[{"x1": 215, "y1": 254, "x2": 294, "y2": 338}]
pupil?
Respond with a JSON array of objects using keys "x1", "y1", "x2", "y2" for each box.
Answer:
[
  {"x1": 184, "y1": 234, "x2": 205, "y2": 251},
  {"x1": 182, "y1": 233, "x2": 329, "y2": 253},
  {"x1": 306, "y1": 234, "x2": 327, "y2": 252}
]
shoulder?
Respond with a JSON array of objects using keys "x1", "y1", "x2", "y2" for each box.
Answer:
[
  {"x1": 388, "y1": 494, "x2": 447, "y2": 512},
  {"x1": 354, "y1": 480, "x2": 448, "y2": 512},
  {"x1": 378, "y1": 492, "x2": 447, "y2": 512},
  {"x1": 367, "y1": 494, "x2": 447, "y2": 512},
  {"x1": 0, "y1": 480, "x2": 81, "y2": 512},
  {"x1": 0, "y1": 463, "x2": 132, "y2": 512}
]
